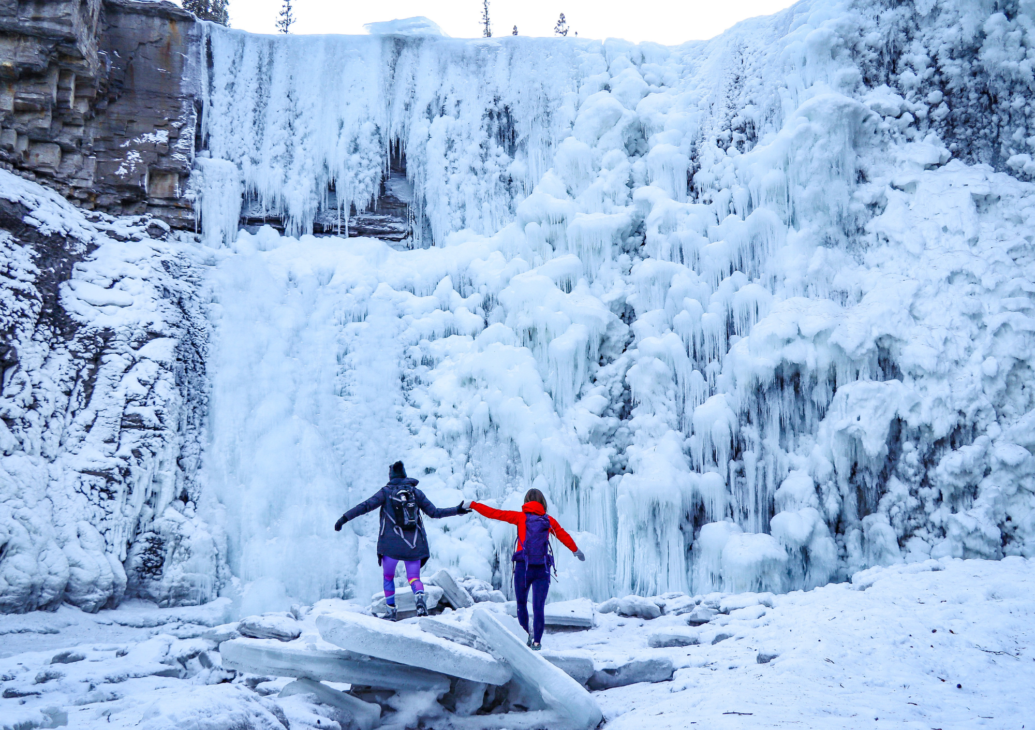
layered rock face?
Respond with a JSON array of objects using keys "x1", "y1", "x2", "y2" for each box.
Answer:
[{"x1": 0, "y1": 0, "x2": 201, "y2": 228}]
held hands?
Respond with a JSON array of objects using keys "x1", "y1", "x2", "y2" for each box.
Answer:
[
  {"x1": 574, "y1": 549, "x2": 586, "y2": 562},
  {"x1": 456, "y1": 499, "x2": 474, "y2": 515},
  {"x1": 334, "y1": 515, "x2": 348, "y2": 532}
]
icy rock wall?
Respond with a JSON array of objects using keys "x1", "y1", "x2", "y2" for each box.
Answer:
[
  {"x1": 197, "y1": 0, "x2": 1035, "y2": 603},
  {"x1": 0, "y1": 170, "x2": 225, "y2": 612}
]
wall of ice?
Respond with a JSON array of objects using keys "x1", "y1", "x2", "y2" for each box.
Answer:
[
  {"x1": 4, "y1": 0, "x2": 1026, "y2": 613},
  {"x1": 194, "y1": 0, "x2": 1035, "y2": 606}
]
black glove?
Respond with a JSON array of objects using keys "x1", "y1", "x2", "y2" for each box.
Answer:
[
  {"x1": 334, "y1": 515, "x2": 347, "y2": 532},
  {"x1": 456, "y1": 501, "x2": 470, "y2": 515}
]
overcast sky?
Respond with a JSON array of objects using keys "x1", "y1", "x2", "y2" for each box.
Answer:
[{"x1": 205, "y1": 0, "x2": 799, "y2": 46}]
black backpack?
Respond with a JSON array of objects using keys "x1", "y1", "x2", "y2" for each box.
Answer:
[{"x1": 389, "y1": 487, "x2": 420, "y2": 530}]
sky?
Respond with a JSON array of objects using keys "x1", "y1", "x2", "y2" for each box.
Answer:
[{"x1": 203, "y1": 0, "x2": 801, "y2": 46}]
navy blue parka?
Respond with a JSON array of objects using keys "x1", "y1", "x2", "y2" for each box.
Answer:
[{"x1": 340, "y1": 477, "x2": 461, "y2": 563}]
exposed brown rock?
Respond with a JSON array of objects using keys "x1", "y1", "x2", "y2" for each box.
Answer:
[{"x1": 0, "y1": 0, "x2": 201, "y2": 228}]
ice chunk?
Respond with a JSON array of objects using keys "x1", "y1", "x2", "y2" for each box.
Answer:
[
  {"x1": 719, "y1": 592, "x2": 775, "y2": 613},
  {"x1": 471, "y1": 608, "x2": 602, "y2": 730},
  {"x1": 450, "y1": 679, "x2": 487, "y2": 716},
  {"x1": 427, "y1": 570, "x2": 474, "y2": 609},
  {"x1": 504, "y1": 598, "x2": 594, "y2": 628},
  {"x1": 219, "y1": 638, "x2": 451, "y2": 692},
  {"x1": 419, "y1": 617, "x2": 492, "y2": 653},
  {"x1": 587, "y1": 657, "x2": 674, "y2": 690},
  {"x1": 597, "y1": 595, "x2": 662, "y2": 619},
  {"x1": 684, "y1": 606, "x2": 718, "y2": 625},
  {"x1": 648, "y1": 631, "x2": 700, "y2": 648},
  {"x1": 316, "y1": 613, "x2": 511, "y2": 685},
  {"x1": 238, "y1": 613, "x2": 302, "y2": 642},
  {"x1": 363, "y1": 16, "x2": 447, "y2": 36},
  {"x1": 540, "y1": 649, "x2": 595, "y2": 686},
  {"x1": 279, "y1": 678, "x2": 380, "y2": 730}
]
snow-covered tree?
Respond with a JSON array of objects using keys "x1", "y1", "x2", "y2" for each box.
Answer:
[
  {"x1": 183, "y1": 0, "x2": 229, "y2": 25},
  {"x1": 554, "y1": 13, "x2": 568, "y2": 37},
  {"x1": 481, "y1": 0, "x2": 492, "y2": 38},
  {"x1": 512, "y1": 25, "x2": 518, "y2": 36},
  {"x1": 276, "y1": 0, "x2": 295, "y2": 33}
]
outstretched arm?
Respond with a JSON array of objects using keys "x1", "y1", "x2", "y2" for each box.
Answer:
[
  {"x1": 417, "y1": 490, "x2": 462, "y2": 519},
  {"x1": 548, "y1": 516, "x2": 580, "y2": 554},
  {"x1": 335, "y1": 489, "x2": 385, "y2": 530},
  {"x1": 470, "y1": 502, "x2": 524, "y2": 526}
]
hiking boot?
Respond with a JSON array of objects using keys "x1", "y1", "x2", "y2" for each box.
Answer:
[
  {"x1": 415, "y1": 592, "x2": 428, "y2": 617},
  {"x1": 530, "y1": 642, "x2": 542, "y2": 651},
  {"x1": 526, "y1": 635, "x2": 533, "y2": 648},
  {"x1": 383, "y1": 606, "x2": 398, "y2": 622}
]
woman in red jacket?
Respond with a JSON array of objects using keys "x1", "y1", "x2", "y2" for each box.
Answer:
[{"x1": 464, "y1": 488, "x2": 585, "y2": 650}]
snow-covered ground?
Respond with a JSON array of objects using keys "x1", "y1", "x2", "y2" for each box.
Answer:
[
  {"x1": 0, "y1": 557, "x2": 1031, "y2": 729},
  {"x1": 4, "y1": 0, "x2": 1035, "y2": 689}
]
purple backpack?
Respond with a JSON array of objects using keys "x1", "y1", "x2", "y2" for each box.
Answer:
[{"x1": 520, "y1": 513, "x2": 555, "y2": 573}]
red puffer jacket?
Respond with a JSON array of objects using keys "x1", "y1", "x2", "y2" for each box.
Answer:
[{"x1": 470, "y1": 501, "x2": 579, "y2": 555}]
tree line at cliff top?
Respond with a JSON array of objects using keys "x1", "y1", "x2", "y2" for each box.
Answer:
[{"x1": 181, "y1": 0, "x2": 575, "y2": 38}]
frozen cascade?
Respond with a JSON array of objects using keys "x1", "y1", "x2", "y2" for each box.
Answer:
[{"x1": 187, "y1": 0, "x2": 1035, "y2": 607}]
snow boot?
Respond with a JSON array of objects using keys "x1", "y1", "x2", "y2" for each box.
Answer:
[
  {"x1": 415, "y1": 591, "x2": 428, "y2": 617},
  {"x1": 526, "y1": 635, "x2": 533, "y2": 648},
  {"x1": 530, "y1": 642, "x2": 542, "y2": 651},
  {"x1": 383, "y1": 606, "x2": 398, "y2": 621}
]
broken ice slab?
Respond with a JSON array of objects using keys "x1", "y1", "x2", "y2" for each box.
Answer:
[
  {"x1": 504, "y1": 598, "x2": 594, "y2": 628},
  {"x1": 684, "y1": 606, "x2": 719, "y2": 625},
  {"x1": 238, "y1": 613, "x2": 302, "y2": 641},
  {"x1": 596, "y1": 595, "x2": 662, "y2": 620},
  {"x1": 370, "y1": 585, "x2": 444, "y2": 616},
  {"x1": 719, "y1": 592, "x2": 774, "y2": 613},
  {"x1": 279, "y1": 678, "x2": 381, "y2": 730},
  {"x1": 317, "y1": 612, "x2": 512, "y2": 686},
  {"x1": 471, "y1": 608, "x2": 602, "y2": 730},
  {"x1": 419, "y1": 617, "x2": 493, "y2": 654},
  {"x1": 426, "y1": 569, "x2": 474, "y2": 609},
  {"x1": 219, "y1": 638, "x2": 451, "y2": 693},
  {"x1": 540, "y1": 649, "x2": 595, "y2": 686},
  {"x1": 647, "y1": 630, "x2": 700, "y2": 648},
  {"x1": 587, "y1": 657, "x2": 674, "y2": 690},
  {"x1": 432, "y1": 710, "x2": 569, "y2": 729}
]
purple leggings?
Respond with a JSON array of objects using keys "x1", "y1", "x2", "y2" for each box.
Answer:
[{"x1": 382, "y1": 557, "x2": 424, "y2": 606}]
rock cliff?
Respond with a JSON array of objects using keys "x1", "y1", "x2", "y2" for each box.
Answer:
[{"x1": 0, "y1": 0, "x2": 201, "y2": 228}]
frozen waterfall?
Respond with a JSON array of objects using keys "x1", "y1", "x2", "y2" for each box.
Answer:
[{"x1": 193, "y1": 0, "x2": 1035, "y2": 608}]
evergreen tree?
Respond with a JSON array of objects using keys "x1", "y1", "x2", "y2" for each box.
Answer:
[
  {"x1": 276, "y1": 0, "x2": 295, "y2": 33},
  {"x1": 554, "y1": 13, "x2": 568, "y2": 37},
  {"x1": 512, "y1": 25, "x2": 518, "y2": 36},
  {"x1": 481, "y1": 0, "x2": 492, "y2": 38},
  {"x1": 183, "y1": 0, "x2": 229, "y2": 25}
]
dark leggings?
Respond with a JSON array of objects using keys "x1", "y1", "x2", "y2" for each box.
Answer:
[{"x1": 514, "y1": 561, "x2": 550, "y2": 643}]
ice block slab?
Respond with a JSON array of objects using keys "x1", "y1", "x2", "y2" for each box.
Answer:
[
  {"x1": 540, "y1": 649, "x2": 595, "y2": 686},
  {"x1": 648, "y1": 631, "x2": 700, "y2": 648},
  {"x1": 238, "y1": 613, "x2": 302, "y2": 641},
  {"x1": 219, "y1": 638, "x2": 450, "y2": 693},
  {"x1": 279, "y1": 678, "x2": 380, "y2": 730},
  {"x1": 504, "y1": 598, "x2": 594, "y2": 628},
  {"x1": 587, "y1": 657, "x2": 674, "y2": 690},
  {"x1": 471, "y1": 608, "x2": 602, "y2": 730},
  {"x1": 419, "y1": 617, "x2": 493, "y2": 654},
  {"x1": 317, "y1": 612, "x2": 511, "y2": 686},
  {"x1": 427, "y1": 569, "x2": 474, "y2": 609}
]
